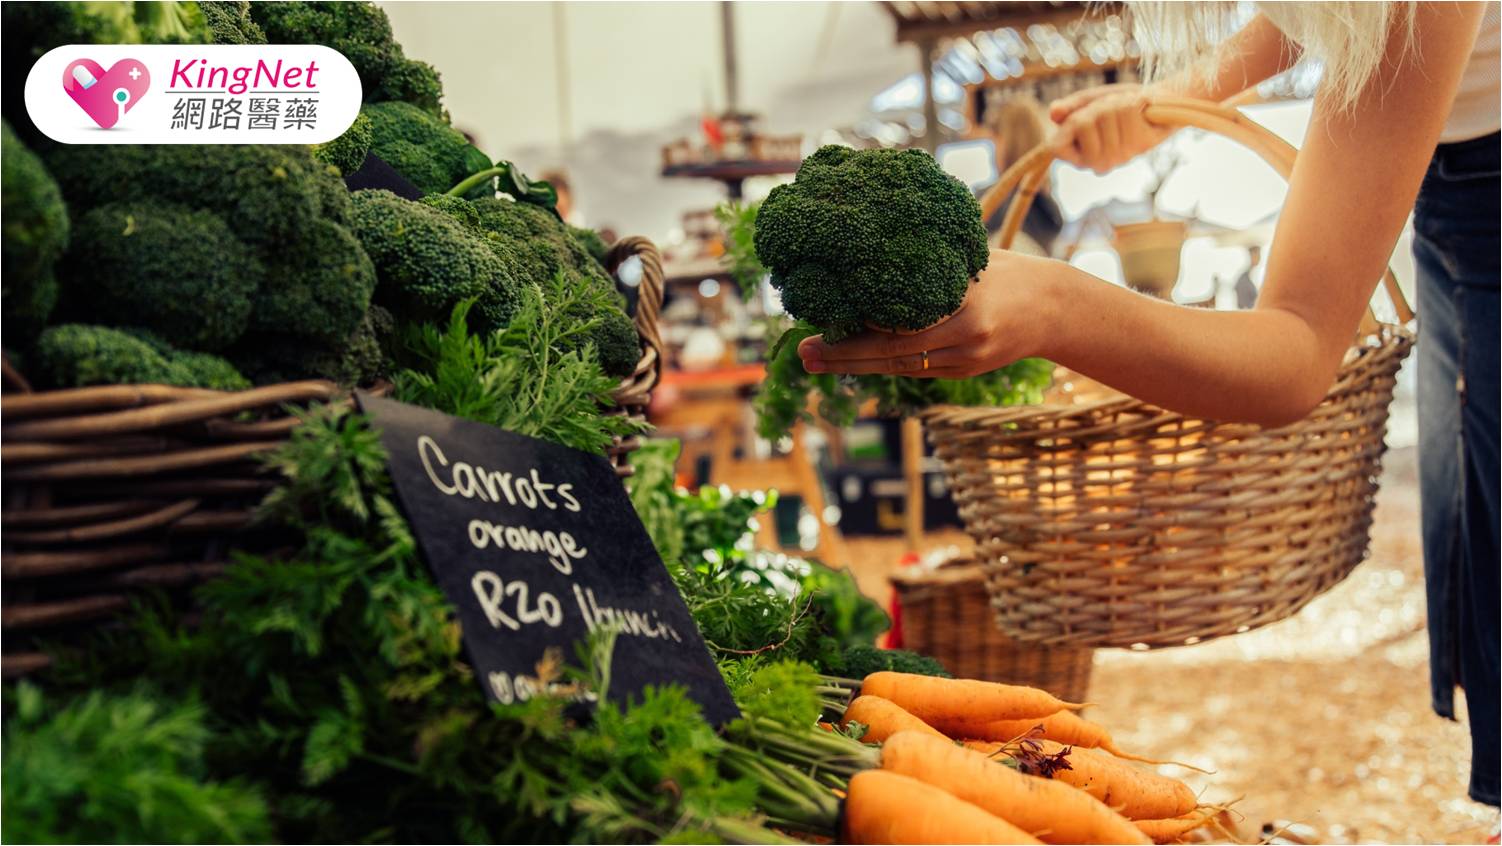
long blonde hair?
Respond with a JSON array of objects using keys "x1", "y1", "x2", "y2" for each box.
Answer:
[
  {"x1": 987, "y1": 95, "x2": 1050, "y2": 175},
  {"x1": 1131, "y1": 2, "x2": 1416, "y2": 108}
]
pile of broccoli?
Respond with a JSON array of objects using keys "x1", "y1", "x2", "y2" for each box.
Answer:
[
  {"x1": 755, "y1": 144, "x2": 990, "y2": 342},
  {"x1": 350, "y1": 190, "x2": 640, "y2": 380},
  {"x1": 35, "y1": 143, "x2": 380, "y2": 388},
  {"x1": 1, "y1": 122, "x2": 67, "y2": 345},
  {"x1": 360, "y1": 102, "x2": 491, "y2": 194}
]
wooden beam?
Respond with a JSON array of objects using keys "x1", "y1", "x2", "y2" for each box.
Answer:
[{"x1": 891, "y1": 4, "x2": 1109, "y2": 45}]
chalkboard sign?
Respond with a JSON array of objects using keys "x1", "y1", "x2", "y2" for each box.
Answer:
[{"x1": 357, "y1": 394, "x2": 739, "y2": 726}]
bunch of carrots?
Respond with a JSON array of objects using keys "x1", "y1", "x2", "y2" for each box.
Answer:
[{"x1": 753, "y1": 671, "x2": 1236, "y2": 845}]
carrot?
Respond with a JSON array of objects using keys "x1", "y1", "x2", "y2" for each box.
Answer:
[
  {"x1": 843, "y1": 769, "x2": 1043, "y2": 845},
  {"x1": 880, "y1": 731, "x2": 1150, "y2": 845},
  {"x1": 930, "y1": 711, "x2": 1208, "y2": 770},
  {"x1": 860, "y1": 672, "x2": 1085, "y2": 725},
  {"x1": 1133, "y1": 809, "x2": 1217, "y2": 844},
  {"x1": 967, "y1": 740, "x2": 1197, "y2": 820},
  {"x1": 841, "y1": 695, "x2": 949, "y2": 743}
]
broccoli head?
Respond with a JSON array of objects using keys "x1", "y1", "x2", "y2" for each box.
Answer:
[
  {"x1": 469, "y1": 198, "x2": 640, "y2": 378},
  {"x1": 2, "y1": 121, "x2": 68, "y2": 344},
  {"x1": 250, "y1": 1, "x2": 444, "y2": 117},
  {"x1": 198, "y1": 0, "x2": 266, "y2": 44},
  {"x1": 229, "y1": 305, "x2": 390, "y2": 388},
  {"x1": 60, "y1": 202, "x2": 261, "y2": 351},
  {"x1": 34, "y1": 324, "x2": 249, "y2": 390},
  {"x1": 252, "y1": 219, "x2": 376, "y2": 344},
  {"x1": 569, "y1": 224, "x2": 612, "y2": 269},
  {"x1": 361, "y1": 102, "x2": 488, "y2": 195},
  {"x1": 351, "y1": 190, "x2": 517, "y2": 333},
  {"x1": 419, "y1": 193, "x2": 482, "y2": 230},
  {"x1": 754, "y1": 144, "x2": 989, "y2": 340},
  {"x1": 312, "y1": 112, "x2": 372, "y2": 176},
  {"x1": 46, "y1": 144, "x2": 344, "y2": 249}
]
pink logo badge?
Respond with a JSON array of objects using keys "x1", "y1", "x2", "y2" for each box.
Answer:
[{"x1": 62, "y1": 58, "x2": 150, "y2": 129}]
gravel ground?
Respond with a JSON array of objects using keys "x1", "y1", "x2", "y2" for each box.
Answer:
[{"x1": 843, "y1": 445, "x2": 1499, "y2": 844}]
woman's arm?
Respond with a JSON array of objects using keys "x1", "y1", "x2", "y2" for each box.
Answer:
[
  {"x1": 1049, "y1": 14, "x2": 1301, "y2": 172},
  {"x1": 801, "y1": 3, "x2": 1485, "y2": 426}
]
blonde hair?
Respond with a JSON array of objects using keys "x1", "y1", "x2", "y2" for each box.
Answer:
[
  {"x1": 987, "y1": 95, "x2": 1050, "y2": 175},
  {"x1": 1131, "y1": 2, "x2": 1416, "y2": 108}
]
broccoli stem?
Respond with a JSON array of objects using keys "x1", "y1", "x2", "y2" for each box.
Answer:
[{"x1": 445, "y1": 167, "x2": 504, "y2": 197}]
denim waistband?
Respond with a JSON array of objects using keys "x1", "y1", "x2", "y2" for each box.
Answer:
[{"x1": 1429, "y1": 132, "x2": 1500, "y2": 182}]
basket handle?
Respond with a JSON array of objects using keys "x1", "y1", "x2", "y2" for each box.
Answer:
[
  {"x1": 606, "y1": 236, "x2": 666, "y2": 400},
  {"x1": 981, "y1": 96, "x2": 1414, "y2": 326}
]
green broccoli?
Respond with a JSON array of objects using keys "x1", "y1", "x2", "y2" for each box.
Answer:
[
  {"x1": 350, "y1": 189, "x2": 518, "y2": 334},
  {"x1": 250, "y1": 2, "x2": 444, "y2": 117},
  {"x1": 754, "y1": 144, "x2": 989, "y2": 341},
  {"x1": 361, "y1": 101, "x2": 488, "y2": 194},
  {"x1": 34, "y1": 324, "x2": 249, "y2": 390},
  {"x1": 252, "y1": 219, "x2": 376, "y2": 344},
  {"x1": 569, "y1": 224, "x2": 612, "y2": 269},
  {"x1": 312, "y1": 112, "x2": 372, "y2": 176},
  {"x1": 419, "y1": 193, "x2": 482, "y2": 230},
  {"x1": 827, "y1": 645, "x2": 951, "y2": 680},
  {"x1": 470, "y1": 197, "x2": 640, "y2": 378},
  {"x1": 229, "y1": 305, "x2": 390, "y2": 388},
  {"x1": 46, "y1": 144, "x2": 344, "y2": 249},
  {"x1": 1, "y1": 121, "x2": 67, "y2": 344},
  {"x1": 198, "y1": 0, "x2": 266, "y2": 44},
  {"x1": 60, "y1": 202, "x2": 262, "y2": 351}
]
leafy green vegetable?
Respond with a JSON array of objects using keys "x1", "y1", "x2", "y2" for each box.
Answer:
[
  {"x1": 715, "y1": 200, "x2": 766, "y2": 302},
  {"x1": 825, "y1": 644, "x2": 950, "y2": 679},
  {"x1": 2, "y1": 683, "x2": 271, "y2": 844}
]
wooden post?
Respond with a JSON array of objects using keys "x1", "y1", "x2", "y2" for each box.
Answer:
[
  {"x1": 918, "y1": 36, "x2": 940, "y2": 154},
  {"x1": 902, "y1": 416, "x2": 925, "y2": 550},
  {"x1": 721, "y1": 1, "x2": 739, "y2": 114}
]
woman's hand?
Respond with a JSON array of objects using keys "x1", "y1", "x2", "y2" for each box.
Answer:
[
  {"x1": 1048, "y1": 83, "x2": 1172, "y2": 173},
  {"x1": 796, "y1": 250, "x2": 1060, "y2": 379}
]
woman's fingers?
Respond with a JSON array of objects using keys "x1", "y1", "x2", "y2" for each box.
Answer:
[
  {"x1": 804, "y1": 346, "x2": 973, "y2": 377},
  {"x1": 798, "y1": 312, "x2": 973, "y2": 366},
  {"x1": 1047, "y1": 84, "x2": 1121, "y2": 123}
]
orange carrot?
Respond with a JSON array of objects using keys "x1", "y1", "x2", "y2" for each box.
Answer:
[
  {"x1": 1133, "y1": 809, "x2": 1217, "y2": 844},
  {"x1": 844, "y1": 769, "x2": 1043, "y2": 845},
  {"x1": 841, "y1": 695, "x2": 949, "y2": 744},
  {"x1": 880, "y1": 731, "x2": 1150, "y2": 845},
  {"x1": 967, "y1": 740, "x2": 1196, "y2": 820},
  {"x1": 930, "y1": 711, "x2": 1205, "y2": 769},
  {"x1": 860, "y1": 672, "x2": 1086, "y2": 725}
]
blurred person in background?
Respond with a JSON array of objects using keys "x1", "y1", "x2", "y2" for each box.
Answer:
[
  {"x1": 801, "y1": 2, "x2": 1499, "y2": 810},
  {"x1": 541, "y1": 169, "x2": 575, "y2": 223},
  {"x1": 1235, "y1": 244, "x2": 1262, "y2": 309},
  {"x1": 979, "y1": 95, "x2": 1063, "y2": 256}
]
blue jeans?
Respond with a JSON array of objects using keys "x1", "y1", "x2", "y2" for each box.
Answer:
[{"x1": 1415, "y1": 131, "x2": 1499, "y2": 807}]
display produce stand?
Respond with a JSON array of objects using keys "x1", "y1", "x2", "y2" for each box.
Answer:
[{"x1": 0, "y1": 238, "x2": 666, "y2": 678}]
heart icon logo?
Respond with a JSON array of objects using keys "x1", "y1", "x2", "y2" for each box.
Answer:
[{"x1": 62, "y1": 58, "x2": 150, "y2": 129}]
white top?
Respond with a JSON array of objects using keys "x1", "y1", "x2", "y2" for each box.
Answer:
[{"x1": 1441, "y1": 1, "x2": 1501, "y2": 143}]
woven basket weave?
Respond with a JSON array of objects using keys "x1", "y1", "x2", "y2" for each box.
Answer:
[
  {"x1": 922, "y1": 98, "x2": 1414, "y2": 649},
  {"x1": 891, "y1": 557, "x2": 1092, "y2": 703},
  {"x1": 0, "y1": 237, "x2": 666, "y2": 677}
]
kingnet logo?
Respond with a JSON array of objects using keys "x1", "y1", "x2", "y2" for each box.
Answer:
[
  {"x1": 63, "y1": 58, "x2": 150, "y2": 129},
  {"x1": 26, "y1": 44, "x2": 360, "y2": 144}
]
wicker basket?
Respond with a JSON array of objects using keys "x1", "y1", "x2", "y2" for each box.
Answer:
[
  {"x1": 922, "y1": 98, "x2": 1414, "y2": 649},
  {"x1": 0, "y1": 238, "x2": 666, "y2": 677},
  {"x1": 891, "y1": 556, "x2": 1093, "y2": 703}
]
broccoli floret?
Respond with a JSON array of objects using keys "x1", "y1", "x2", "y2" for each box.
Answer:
[
  {"x1": 313, "y1": 112, "x2": 372, "y2": 176},
  {"x1": 361, "y1": 102, "x2": 488, "y2": 194},
  {"x1": 229, "y1": 304, "x2": 389, "y2": 388},
  {"x1": 828, "y1": 645, "x2": 951, "y2": 680},
  {"x1": 470, "y1": 198, "x2": 640, "y2": 378},
  {"x1": 754, "y1": 144, "x2": 989, "y2": 340},
  {"x1": 132, "y1": 0, "x2": 209, "y2": 43},
  {"x1": 252, "y1": 219, "x2": 376, "y2": 344},
  {"x1": 419, "y1": 193, "x2": 482, "y2": 230},
  {"x1": 250, "y1": 1, "x2": 444, "y2": 117},
  {"x1": 350, "y1": 190, "x2": 517, "y2": 333},
  {"x1": 46, "y1": 144, "x2": 343, "y2": 249},
  {"x1": 1, "y1": 121, "x2": 67, "y2": 344},
  {"x1": 198, "y1": 0, "x2": 266, "y2": 44},
  {"x1": 569, "y1": 224, "x2": 612, "y2": 269},
  {"x1": 34, "y1": 324, "x2": 249, "y2": 390},
  {"x1": 60, "y1": 202, "x2": 261, "y2": 351}
]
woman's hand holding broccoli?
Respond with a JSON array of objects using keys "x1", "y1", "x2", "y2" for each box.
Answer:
[{"x1": 796, "y1": 249, "x2": 1061, "y2": 379}]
